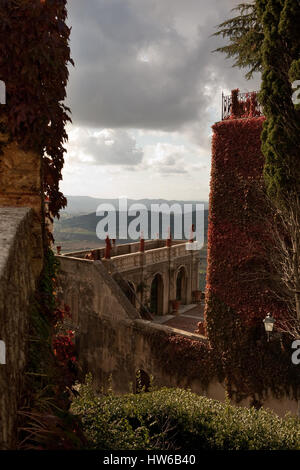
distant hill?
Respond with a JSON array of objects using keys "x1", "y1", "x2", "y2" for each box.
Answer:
[
  {"x1": 55, "y1": 199, "x2": 209, "y2": 248},
  {"x1": 61, "y1": 195, "x2": 209, "y2": 216},
  {"x1": 55, "y1": 197, "x2": 209, "y2": 288}
]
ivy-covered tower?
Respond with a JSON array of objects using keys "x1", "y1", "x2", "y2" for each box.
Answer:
[{"x1": 203, "y1": 91, "x2": 299, "y2": 404}]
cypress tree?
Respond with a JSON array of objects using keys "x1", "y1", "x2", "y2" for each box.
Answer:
[
  {"x1": 257, "y1": 0, "x2": 300, "y2": 200},
  {"x1": 213, "y1": 2, "x2": 263, "y2": 79},
  {"x1": 215, "y1": 1, "x2": 300, "y2": 200},
  {"x1": 215, "y1": 2, "x2": 300, "y2": 321}
]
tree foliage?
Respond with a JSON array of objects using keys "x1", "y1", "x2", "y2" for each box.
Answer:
[
  {"x1": 205, "y1": 116, "x2": 300, "y2": 401},
  {"x1": 0, "y1": 0, "x2": 73, "y2": 217},
  {"x1": 214, "y1": 0, "x2": 300, "y2": 348},
  {"x1": 215, "y1": 1, "x2": 300, "y2": 199},
  {"x1": 257, "y1": 0, "x2": 300, "y2": 199},
  {"x1": 213, "y1": 2, "x2": 263, "y2": 79},
  {"x1": 72, "y1": 377, "x2": 300, "y2": 450}
]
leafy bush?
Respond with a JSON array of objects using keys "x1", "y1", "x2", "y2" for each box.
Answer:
[
  {"x1": 18, "y1": 250, "x2": 82, "y2": 450},
  {"x1": 71, "y1": 375, "x2": 300, "y2": 450}
]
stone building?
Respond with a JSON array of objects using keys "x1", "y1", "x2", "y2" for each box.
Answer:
[
  {"x1": 1, "y1": 89, "x2": 299, "y2": 450},
  {"x1": 60, "y1": 238, "x2": 201, "y2": 317}
]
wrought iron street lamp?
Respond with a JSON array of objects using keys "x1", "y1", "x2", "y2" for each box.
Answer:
[{"x1": 263, "y1": 313, "x2": 275, "y2": 342}]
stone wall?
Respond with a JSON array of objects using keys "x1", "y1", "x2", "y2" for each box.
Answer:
[
  {"x1": 63, "y1": 239, "x2": 183, "y2": 259},
  {"x1": 57, "y1": 257, "x2": 140, "y2": 326},
  {"x1": 57, "y1": 256, "x2": 222, "y2": 399},
  {"x1": 0, "y1": 118, "x2": 42, "y2": 217},
  {"x1": 0, "y1": 118, "x2": 43, "y2": 278},
  {"x1": 58, "y1": 254, "x2": 298, "y2": 417},
  {"x1": 107, "y1": 251, "x2": 196, "y2": 315},
  {"x1": 0, "y1": 208, "x2": 43, "y2": 449},
  {"x1": 77, "y1": 314, "x2": 220, "y2": 397},
  {"x1": 62, "y1": 242, "x2": 200, "y2": 316}
]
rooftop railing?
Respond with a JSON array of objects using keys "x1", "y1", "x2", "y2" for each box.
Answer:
[{"x1": 222, "y1": 89, "x2": 263, "y2": 120}]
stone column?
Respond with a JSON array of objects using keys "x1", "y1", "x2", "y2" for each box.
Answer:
[{"x1": 0, "y1": 116, "x2": 44, "y2": 276}]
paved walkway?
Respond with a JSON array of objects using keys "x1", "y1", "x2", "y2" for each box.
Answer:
[{"x1": 152, "y1": 303, "x2": 205, "y2": 335}]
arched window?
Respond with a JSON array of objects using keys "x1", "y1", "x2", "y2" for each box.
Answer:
[
  {"x1": 176, "y1": 267, "x2": 187, "y2": 303},
  {"x1": 150, "y1": 273, "x2": 164, "y2": 315}
]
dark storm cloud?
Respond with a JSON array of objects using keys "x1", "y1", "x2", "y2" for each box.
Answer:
[{"x1": 67, "y1": 0, "x2": 259, "y2": 132}]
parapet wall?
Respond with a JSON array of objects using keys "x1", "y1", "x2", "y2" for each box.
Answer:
[
  {"x1": 58, "y1": 242, "x2": 298, "y2": 416},
  {"x1": 77, "y1": 314, "x2": 222, "y2": 398},
  {"x1": 57, "y1": 256, "x2": 141, "y2": 325},
  {"x1": 0, "y1": 207, "x2": 43, "y2": 449},
  {"x1": 56, "y1": 256, "x2": 217, "y2": 398}
]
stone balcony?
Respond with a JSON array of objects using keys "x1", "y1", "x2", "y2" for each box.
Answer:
[
  {"x1": 62, "y1": 239, "x2": 189, "y2": 271},
  {"x1": 61, "y1": 239, "x2": 201, "y2": 316},
  {"x1": 107, "y1": 241, "x2": 191, "y2": 273}
]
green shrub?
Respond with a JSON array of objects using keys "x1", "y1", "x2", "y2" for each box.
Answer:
[{"x1": 71, "y1": 375, "x2": 300, "y2": 450}]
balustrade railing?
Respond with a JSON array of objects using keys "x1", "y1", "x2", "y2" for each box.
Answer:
[
  {"x1": 63, "y1": 240, "x2": 190, "y2": 270},
  {"x1": 108, "y1": 242, "x2": 189, "y2": 271},
  {"x1": 222, "y1": 90, "x2": 263, "y2": 120}
]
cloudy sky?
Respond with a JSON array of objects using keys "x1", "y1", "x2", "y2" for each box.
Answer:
[{"x1": 62, "y1": 0, "x2": 260, "y2": 201}]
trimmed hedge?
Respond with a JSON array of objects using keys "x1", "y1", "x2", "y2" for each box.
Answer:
[{"x1": 71, "y1": 377, "x2": 300, "y2": 450}]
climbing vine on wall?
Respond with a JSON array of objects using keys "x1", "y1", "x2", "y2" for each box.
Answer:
[
  {"x1": 0, "y1": 0, "x2": 73, "y2": 217},
  {"x1": 0, "y1": 1, "x2": 83, "y2": 448},
  {"x1": 230, "y1": 89, "x2": 262, "y2": 119},
  {"x1": 148, "y1": 333, "x2": 220, "y2": 390},
  {"x1": 19, "y1": 250, "x2": 82, "y2": 449},
  {"x1": 204, "y1": 116, "x2": 300, "y2": 402},
  {"x1": 27, "y1": 250, "x2": 77, "y2": 405}
]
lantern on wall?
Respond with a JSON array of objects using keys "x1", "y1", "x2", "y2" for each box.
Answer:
[{"x1": 263, "y1": 313, "x2": 275, "y2": 342}]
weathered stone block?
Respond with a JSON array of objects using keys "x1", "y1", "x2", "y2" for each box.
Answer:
[
  {"x1": 0, "y1": 208, "x2": 43, "y2": 449},
  {"x1": 0, "y1": 118, "x2": 42, "y2": 219}
]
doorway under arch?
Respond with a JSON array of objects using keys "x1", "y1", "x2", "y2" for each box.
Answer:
[
  {"x1": 176, "y1": 266, "x2": 187, "y2": 304},
  {"x1": 135, "y1": 369, "x2": 150, "y2": 393},
  {"x1": 150, "y1": 273, "x2": 164, "y2": 315}
]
